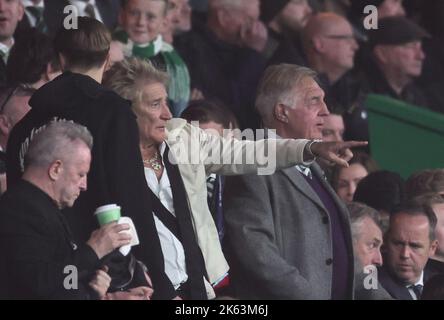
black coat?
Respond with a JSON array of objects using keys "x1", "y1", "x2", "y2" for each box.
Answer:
[
  {"x1": 6, "y1": 72, "x2": 176, "y2": 299},
  {"x1": 175, "y1": 27, "x2": 266, "y2": 130},
  {"x1": 0, "y1": 58, "x2": 6, "y2": 87},
  {"x1": 0, "y1": 180, "x2": 100, "y2": 299}
]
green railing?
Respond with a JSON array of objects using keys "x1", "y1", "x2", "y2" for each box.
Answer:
[{"x1": 366, "y1": 94, "x2": 444, "y2": 178}]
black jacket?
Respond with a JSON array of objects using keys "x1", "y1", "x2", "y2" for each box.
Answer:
[
  {"x1": 175, "y1": 27, "x2": 265, "y2": 130},
  {"x1": 0, "y1": 180, "x2": 99, "y2": 299},
  {"x1": 6, "y1": 72, "x2": 176, "y2": 299}
]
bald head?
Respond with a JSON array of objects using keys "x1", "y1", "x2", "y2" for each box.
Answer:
[
  {"x1": 302, "y1": 13, "x2": 358, "y2": 83},
  {"x1": 303, "y1": 13, "x2": 353, "y2": 47}
]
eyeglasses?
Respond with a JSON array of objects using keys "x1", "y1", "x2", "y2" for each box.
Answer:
[
  {"x1": 0, "y1": 85, "x2": 36, "y2": 114},
  {"x1": 323, "y1": 34, "x2": 356, "y2": 42}
]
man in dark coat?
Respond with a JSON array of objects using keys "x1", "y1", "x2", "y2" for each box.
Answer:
[
  {"x1": 6, "y1": 17, "x2": 176, "y2": 299},
  {"x1": 175, "y1": 0, "x2": 266, "y2": 129},
  {"x1": 0, "y1": 121, "x2": 131, "y2": 299},
  {"x1": 379, "y1": 201, "x2": 438, "y2": 300}
]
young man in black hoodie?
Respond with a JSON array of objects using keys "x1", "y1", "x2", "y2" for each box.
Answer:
[{"x1": 6, "y1": 17, "x2": 177, "y2": 300}]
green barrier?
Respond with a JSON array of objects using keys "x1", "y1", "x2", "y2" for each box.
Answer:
[{"x1": 366, "y1": 94, "x2": 444, "y2": 178}]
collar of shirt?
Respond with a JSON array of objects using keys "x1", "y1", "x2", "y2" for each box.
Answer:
[
  {"x1": 406, "y1": 271, "x2": 424, "y2": 300},
  {"x1": 0, "y1": 39, "x2": 14, "y2": 64},
  {"x1": 21, "y1": 0, "x2": 44, "y2": 8},
  {"x1": 406, "y1": 271, "x2": 424, "y2": 289},
  {"x1": 266, "y1": 128, "x2": 312, "y2": 178}
]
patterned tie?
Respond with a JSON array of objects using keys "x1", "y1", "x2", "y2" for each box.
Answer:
[{"x1": 410, "y1": 284, "x2": 423, "y2": 300}]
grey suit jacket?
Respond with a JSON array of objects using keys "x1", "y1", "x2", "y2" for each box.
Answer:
[{"x1": 223, "y1": 163, "x2": 355, "y2": 300}]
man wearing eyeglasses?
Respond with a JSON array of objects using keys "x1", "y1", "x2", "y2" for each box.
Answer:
[{"x1": 302, "y1": 12, "x2": 369, "y2": 143}]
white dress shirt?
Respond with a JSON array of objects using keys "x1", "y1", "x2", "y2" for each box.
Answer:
[
  {"x1": 406, "y1": 271, "x2": 424, "y2": 300},
  {"x1": 0, "y1": 40, "x2": 13, "y2": 64},
  {"x1": 143, "y1": 142, "x2": 188, "y2": 289}
]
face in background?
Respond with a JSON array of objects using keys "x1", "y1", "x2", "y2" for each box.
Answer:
[
  {"x1": 432, "y1": 203, "x2": 444, "y2": 260},
  {"x1": 133, "y1": 82, "x2": 172, "y2": 146},
  {"x1": 316, "y1": 17, "x2": 359, "y2": 72},
  {"x1": 219, "y1": 0, "x2": 260, "y2": 45},
  {"x1": 54, "y1": 142, "x2": 91, "y2": 209},
  {"x1": 283, "y1": 76, "x2": 329, "y2": 140},
  {"x1": 0, "y1": 0, "x2": 24, "y2": 45},
  {"x1": 336, "y1": 163, "x2": 368, "y2": 203},
  {"x1": 119, "y1": 0, "x2": 166, "y2": 44},
  {"x1": 0, "y1": 90, "x2": 32, "y2": 149},
  {"x1": 385, "y1": 213, "x2": 438, "y2": 285},
  {"x1": 321, "y1": 113, "x2": 344, "y2": 142},
  {"x1": 375, "y1": 41, "x2": 425, "y2": 78},
  {"x1": 276, "y1": 0, "x2": 312, "y2": 32},
  {"x1": 165, "y1": 0, "x2": 191, "y2": 34},
  {"x1": 353, "y1": 216, "x2": 384, "y2": 268},
  {"x1": 378, "y1": 0, "x2": 406, "y2": 18}
]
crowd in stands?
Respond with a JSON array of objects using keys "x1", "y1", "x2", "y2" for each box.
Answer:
[{"x1": 0, "y1": 0, "x2": 444, "y2": 300}]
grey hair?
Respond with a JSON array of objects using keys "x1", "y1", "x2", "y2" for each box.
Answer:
[
  {"x1": 24, "y1": 120, "x2": 93, "y2": 169},
  {"x1": 103, "y1": 57, "x2": 169, "y2": 107},
  {"x1": 347, "y1": 202, "x2": 383, "y2": 241},
  {"x1": 255, "y1": 64, "x2": 317, "y2": 125}
]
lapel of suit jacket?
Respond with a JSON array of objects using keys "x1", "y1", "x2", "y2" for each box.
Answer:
[
  {"x1": 378, "y1": 266, "x2": 414, "y2": 300},
  {"x1": 280, "y1": 164, "x2": 329, "y2": 215}
]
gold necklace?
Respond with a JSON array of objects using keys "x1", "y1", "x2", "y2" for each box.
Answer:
[{"x1": 143, "y1": 152, "x2": 162, "y2": 171}]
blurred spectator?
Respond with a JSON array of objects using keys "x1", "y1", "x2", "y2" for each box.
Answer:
[
  {"x1": 0, "y1": 85, "x2": 33, "y2": 151},
  {"x1": 302, "y1": 13, "x2": 368, "y2": 143},
  {"x1": 322, "y1": 0, "x2": 349, "y2": 16},
  {"x1": 303, "y1": 13, "x2": 358, "y2": 89},
  {"x1": 319, "y1": 111, "x2": 344, "y2": 181},
  {"x1": 415, "y1": 0, "x2": 444, "y2": 113},
  {"x1": 412, "y1": 193, "x2": 444, "y2": 276},
  {"x1": 162, "y1": 0, "x2": 192, "y2": 44},
  {"x1": 322, "y1": 112, "x2": 344, "y2": 142},
  {"x1": 353, "y1": 170, "x2": 405, "y2": 232},
  {"x1": 0, "y1": 0, "x2": 24, "y2": 86},
  {"x1": 43, "y1": 0, "x2": 121, "y2": 36},
  {"x1": 348, "y1": 202, "x2": 383, "y2": 268},
  {"x1": 348, "y1": 0, "x2": 405, "y2": 41},
  {"x1": 6, "y1": 28, "x2": 61, "y2": 89},
  {"x1": 16, "y1": 0, "x2": 47, "y2": 34},
  {"x1": 332, "y1": 151, "x2": 377, "y2": 203},
  {"x1": 175, "y1": 0, "x2": 266, "y2": 129},
  {"x1": 379, "y1": 200, "x2": 438, "y2": 300},
  {"x1": 260, "y1": 0, "x2": 311, "y2": 66},
  {"x1": 348, "y1": 201, "x2": 393, "y2": 300},
  {"x1": 115, "y1": 0, "x2": 191, "y2": 117},
  {"x1": 363, "y1": 17, "x2": 431, "y2": 109},
  {"x1": 406, "y1": 169, "x2": 444, "y2": 199}
]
